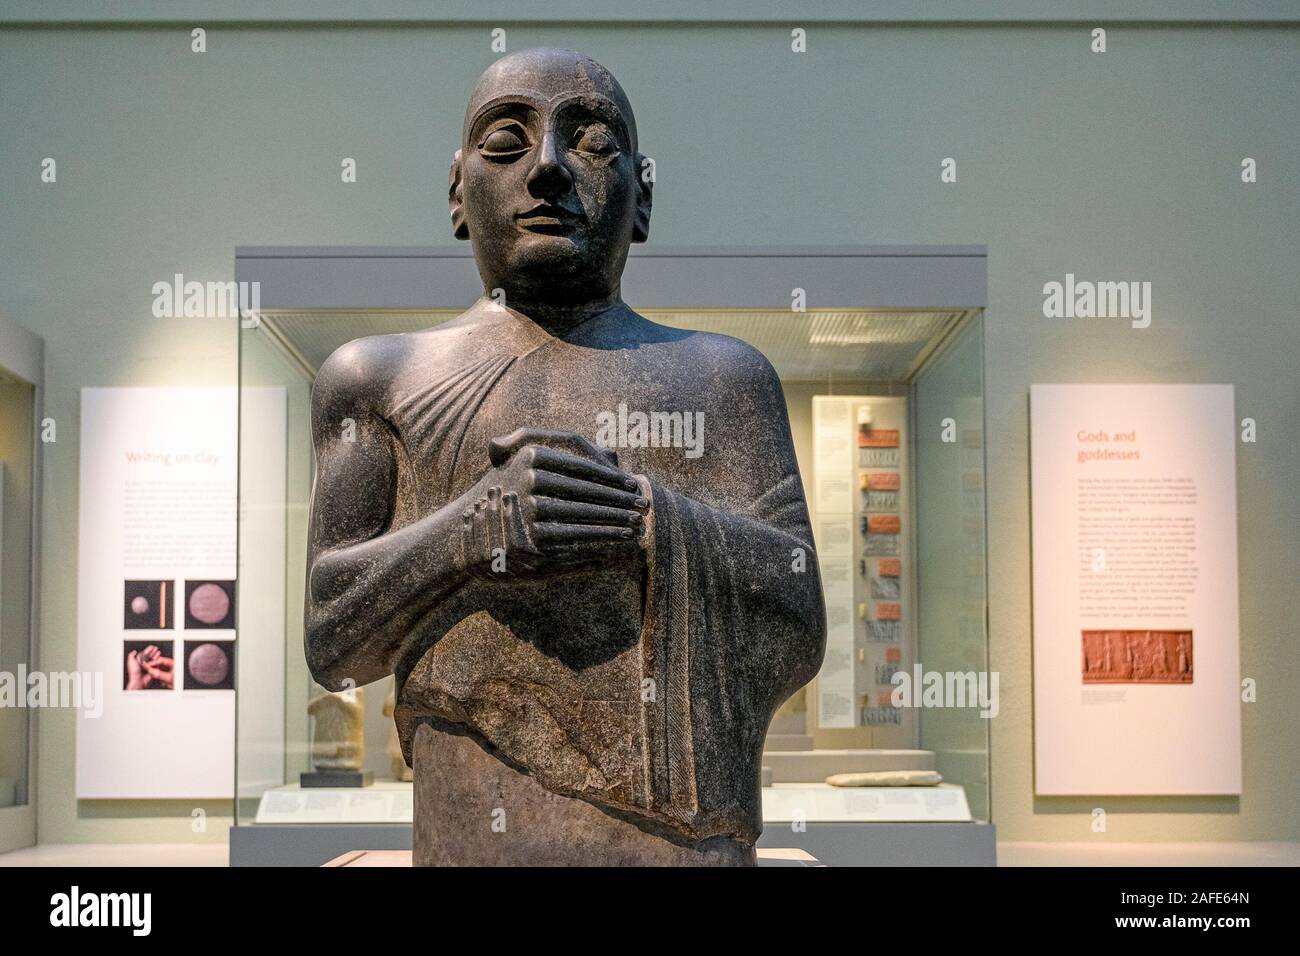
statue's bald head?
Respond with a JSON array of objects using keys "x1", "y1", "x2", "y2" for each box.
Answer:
[
  {"x1": 463, "y1": 48, "x2": 638, "y2": 154},
  {"x1": 450, "y1": 48, "x2": 652, "y2": 311}
]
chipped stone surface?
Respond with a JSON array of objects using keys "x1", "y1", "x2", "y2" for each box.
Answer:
[{"x1": 305, "y1": 48, "x2": 825, "y2": 865}]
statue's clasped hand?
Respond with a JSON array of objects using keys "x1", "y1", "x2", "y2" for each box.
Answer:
[{"x1": 460, "y1": 427, "x2": 649, "y2": 579}]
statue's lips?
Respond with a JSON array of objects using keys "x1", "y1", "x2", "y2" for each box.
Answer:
[{"x1": 515, "y1": 205, "x2": 581, "y2": 235}]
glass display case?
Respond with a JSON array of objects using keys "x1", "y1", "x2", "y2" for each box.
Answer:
[
  {"x1": 0, "y1": 371, "x2": 36, "y2": 810},
  {"x1": 233, "y1": 246, "x2": 990, "y2": 865},
  {"x1": 0, "y1": 314, "x2": 42, "y2": 853}
]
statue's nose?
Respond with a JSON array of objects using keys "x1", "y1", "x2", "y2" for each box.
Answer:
[{"x1": 526, "y1": 131, "x2": 573, "y2": 200}]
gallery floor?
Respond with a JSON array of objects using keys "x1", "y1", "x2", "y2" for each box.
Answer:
[{"x1": 1, "y1": 841, "x2": 1296, "y2": 867}]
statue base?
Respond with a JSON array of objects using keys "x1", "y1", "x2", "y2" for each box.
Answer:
[
  {"x1": 300, "y1": 769, "x2": 373, "y2": 788},
  {"x1": 411, "y1": 718, "x2": 755, "y2": 866}
]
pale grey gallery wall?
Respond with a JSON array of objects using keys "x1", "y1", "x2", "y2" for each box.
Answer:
[{"x1": 1, "y1": 11, "x2": 1296, "y2": 844}]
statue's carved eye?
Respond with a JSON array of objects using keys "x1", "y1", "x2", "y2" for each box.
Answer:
[
  {"x1": 573, "y1": 125, "x2": 618, "y2": 157},
  {"x1": 479, "y1": 124, "x2": 529, "y2": 157}
]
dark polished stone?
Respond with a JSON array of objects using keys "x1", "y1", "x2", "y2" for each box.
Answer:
[
  {"x1": 300, "y1": 769, "x2": 374, "y2": 789},
  {"x1": 305, "y1": 48, "x2": 826, "y2": 865},
  {"x1": 412, "y1": 718, "x2": 754, "y2": 866}
]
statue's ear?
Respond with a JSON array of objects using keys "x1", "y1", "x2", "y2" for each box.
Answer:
[
  {"x1": 449, "y1": 149, "x2": 470, "y2": 240},
  {"x1": 632, "y1": 153, "x2": 653, "y2": 243}
]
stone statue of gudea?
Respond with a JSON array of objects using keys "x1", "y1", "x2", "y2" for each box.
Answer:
[{"x1": 305, "y1": 48, "x2": 825, "y2": 866}]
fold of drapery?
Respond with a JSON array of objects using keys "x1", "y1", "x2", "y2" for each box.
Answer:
[{"x1": 637, "y1": 475, "x2": 824, "y2": 842}]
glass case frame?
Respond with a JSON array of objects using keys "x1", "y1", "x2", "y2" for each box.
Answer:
[{"x1": 0, "y1": 311, "x2": 43, "y2": 854}]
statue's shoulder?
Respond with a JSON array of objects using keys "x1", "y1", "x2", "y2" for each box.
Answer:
[
  {"x1": 622, "y1": 313, "x2": 781, "y2": 389},
  {"x1": 314, "y1": 331, "x2": 410, "y2": 406},
  {"x1": 314, "y1": 311, "x2": 487, "y2": 409},
  {"x1": 682, "y1": 328, "x2": 774, "y2": 375}
]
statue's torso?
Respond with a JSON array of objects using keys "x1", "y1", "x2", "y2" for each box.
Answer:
[
  {"x1": 381, "y1": 307, "x2": 720, "y2": 810},
  {"x1": 385, "y1": 308, "x2": 714, "y2": 508}
]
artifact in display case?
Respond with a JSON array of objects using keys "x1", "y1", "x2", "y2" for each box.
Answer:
[{"x1": 303, "y1": 687, "x2": 371, "y2": 788}]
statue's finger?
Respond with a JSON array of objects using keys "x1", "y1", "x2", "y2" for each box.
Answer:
[
  {"x1": 545, "y1": 431, "x2": 619, "y2": 468},
  {"x1": 533, "y1": 496, "x2": 642, "y2": 527},
  {"x1": 530, "y1": 446, "x2": 637, "y2": 491},
  {"x1": 472, "y1": 500, "x2": 489, "y2": 561},
  {"x1": 533, "y1": 522, "x2": 638, "y2": 547},
  {"x1": 503, "y1": 492, "x2": 542, "y2": 555},
  {"x1": 489, "y1": 427, "x2": 618, "y2": 468},
  {"x1": 488, "y1": 427, "x2": 537, "y2": 466},
  {"x1": 485, "y1": 487, "x2": 506, "y2": 557},
  {"x1": 532, "y1": 472, "x2": 649, "y2": 510}
]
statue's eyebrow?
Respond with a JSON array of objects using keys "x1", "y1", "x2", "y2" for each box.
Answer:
[
  {"x1": 467, "y1": 93, "x2": 544, "y2": 131},
  {"x1": 467, "y1": 91, "x2": 632, "y2": 149},
  {"x1": 552, "y1": 96, "x2": 632, "y2": 146}
]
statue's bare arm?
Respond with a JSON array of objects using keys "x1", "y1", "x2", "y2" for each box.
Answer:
[
  {"x1": 639, "y1": 336, "x2": 827, "y2": 696},
  {"x1": 304, "y1": 341, "x2": 649, "y2": 690}
]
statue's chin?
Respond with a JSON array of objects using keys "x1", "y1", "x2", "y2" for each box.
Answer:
[
  {"x1": 502, "y1": 242, "x2": 610, "y2": 295},
  {"x1": 509, "y1": 230, "x2": 582, "y2": 261}
]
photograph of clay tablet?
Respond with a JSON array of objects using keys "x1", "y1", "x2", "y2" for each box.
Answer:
[
  {"x1": 183, "y1": 579, "x2": 235, "y2": 630},
  {"x1": 183, "y1": 640, "x2": 235, "y2": 691}
]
